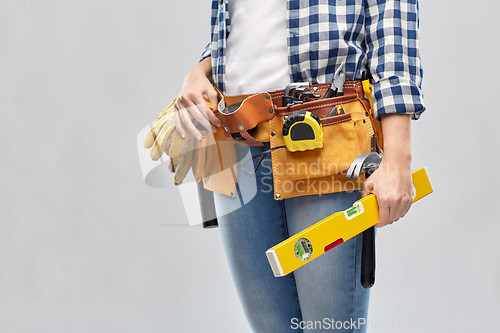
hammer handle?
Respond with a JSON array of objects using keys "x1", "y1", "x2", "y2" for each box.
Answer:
[
  {"x1": 361, "y1": 168, "x2": 376, "y2": 289},
  {"x1": 361, "y1": 226, "x2": 376, "y2": 288}
]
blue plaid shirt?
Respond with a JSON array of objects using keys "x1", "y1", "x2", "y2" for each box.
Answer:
[{"x1": 200, "y1": 0, "x2": 426, "y2": 120}]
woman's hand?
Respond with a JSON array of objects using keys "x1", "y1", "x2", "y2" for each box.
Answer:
[
  {"x1": 362, "y1": 114, "x2": 413, "y2": 227},
  {"x1": 174, "y1": 57, "x2": 221, "y2": 140}
]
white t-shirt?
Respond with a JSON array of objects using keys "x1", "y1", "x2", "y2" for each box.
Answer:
[{"x1": 225, "y1": 0, "x2": 291, "y2": 96}]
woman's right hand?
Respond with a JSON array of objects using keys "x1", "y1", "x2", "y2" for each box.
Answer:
[{"x1": 174, "y1": 57, "x2": 221, "y2": 140}]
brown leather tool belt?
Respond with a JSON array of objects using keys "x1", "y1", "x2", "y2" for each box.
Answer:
[
  {"x1": 206, "y1": 80, "x2": 384, "y2": 199},
  {"x1": 213, "y1": 81, "x2": 376, "y2": 147}
]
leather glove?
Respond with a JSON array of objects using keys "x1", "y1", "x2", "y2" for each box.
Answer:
[
  {"x1": 167, "y1": 129, "x2": 195, "y2": 185},
  {"x1": 144, "y1": 100, "x2": 176, "y2": 161},
  {"x1": 144, "y1": 100, "x2": 214, "y2": 185}
]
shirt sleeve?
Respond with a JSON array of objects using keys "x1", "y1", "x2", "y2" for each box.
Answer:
[
  {"x1": 200, "y1": 42, "x2": 211, "y2": 62},
  {"x1": 365, "y1": 0, "x2": 426, "y2": 120}
]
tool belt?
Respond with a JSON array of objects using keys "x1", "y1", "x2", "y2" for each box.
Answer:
[
  {"x1": 144, "y1": 79, "x2": 384, "y2": 200},
  {"x1": 209, "y1": 80, "x2": 383, "y2": 200}
]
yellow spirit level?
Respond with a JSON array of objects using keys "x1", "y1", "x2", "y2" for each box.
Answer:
[{"x1": 266, "y1": 167, "x2": 433, "y2": 277}]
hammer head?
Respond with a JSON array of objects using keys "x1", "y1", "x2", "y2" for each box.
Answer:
[{"x1": 346, "y1": 152, "x2": 383, "y2": 179}]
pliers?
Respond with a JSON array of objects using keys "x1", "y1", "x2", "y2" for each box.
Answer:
[{"x1": 323, "y1": 63, "x2": 346, "y2": 99}]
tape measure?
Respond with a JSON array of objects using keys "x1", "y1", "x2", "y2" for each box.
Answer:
[{"x1": 282, "y1": 111, "x2": 324, "y2": 152}]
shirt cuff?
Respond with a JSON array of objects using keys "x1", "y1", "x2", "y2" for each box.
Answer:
[
  {"x1": 199, "y1": 43, "x2": 211, "y2": 62},
  {"x1": 371, "y1": 76, "x2": 426, "y2": 120}
]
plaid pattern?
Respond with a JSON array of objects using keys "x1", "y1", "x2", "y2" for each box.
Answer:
[{"x1": 200, "y1": 0, "x2": 426, "y2": 120}]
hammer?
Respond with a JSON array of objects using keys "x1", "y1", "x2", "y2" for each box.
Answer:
[{"x1": 346, "y1": 152, "x2": 383, "y2": 289}]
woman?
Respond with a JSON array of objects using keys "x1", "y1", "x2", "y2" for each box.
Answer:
[{"x1": 173, "y1": 1, "x2": 425, "y2": 332}]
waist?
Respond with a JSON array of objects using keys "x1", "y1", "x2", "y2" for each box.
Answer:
[{"x1": 213, "y1": 80, "x2": 370, "y2": 146}]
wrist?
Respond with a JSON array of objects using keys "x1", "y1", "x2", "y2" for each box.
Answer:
[
  {"x1": 192, "y1": 57, "x2": 212, "y2": 81},
  {"x1": 382, "y1": 142, "x2": 412, "y2": 162},
  {"x1": 381, "y1": 151, "x2": 412, "y2": 173},
  {"x1": 379, "y1": 113, "x2": 412, "y2": 168}
]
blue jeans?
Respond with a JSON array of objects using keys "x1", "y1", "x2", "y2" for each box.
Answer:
[{"x1": 214, "y1": 143, "x2": 370, "y2": 333}]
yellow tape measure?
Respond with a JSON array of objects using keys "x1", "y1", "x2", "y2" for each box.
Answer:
[{"x1": 282, "y1": 111, "x2": 324, "y2": 152}]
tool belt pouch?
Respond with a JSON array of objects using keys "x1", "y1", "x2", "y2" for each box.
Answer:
[
  {"x1": 205, "y1": 81, "x2": 381, "y2": 199},
  {"x1": 269, "y1": 82, "x2": 376, "y2": 200}
]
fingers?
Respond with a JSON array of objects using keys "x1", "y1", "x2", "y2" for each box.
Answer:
[
  {"x1": 175, "y1": 89, "x2": 221, "y2": 139},
  {"x1": 361, "y1": 179, "x2": 374, "y2": 198},
  {"x1": 174, "y1": 100, "x2": 202, "y2": 140},
  {"x1": 172, "y1": 135, "x2": 196, "y2": 185},
  {"x1": 394, "y1": 191, "x2": 412, "y2": 221},
  {"x1": 143, "y1": 130, "x2": 156, "y2": 149},
  {"x1": 157, "y1": 123, "x2": 176, "y2": 158},
  {"x1": 363, "y1": 179, "x2": 388, "y2": 228},
  {"x1": 174, "y1": 100, "x2": 209, "y2": 140},
  {"x1": 144, "y1": 116, "x2": 170, "y2": 148},
  {"x1": 389, "y1": 188, "x2": 413, "y2": 223},
  {"x1": 173, "y1": 107, "x2": 186, "y2": 138},
  {"x1": 374, "y1": 190, "x2": 413, "y2": 228},
  {"x1": 362, "y1": 179, "x2": 387, "y2": 227},
  {"x1": 376, "y1": 202, "x2": 391, "y2": 228},
  {"x1": 205, "y1": 103, "x2": 219, "y2": 134},
  {"x1": 204, "y1": 89, "x2": 222, "y2": 131},
  {"x1": 363, "y1": 172, "x2": 413, "y2": 228},
  {"x1": 190, "y1": 100, "x2": 213, "y2": 134}
]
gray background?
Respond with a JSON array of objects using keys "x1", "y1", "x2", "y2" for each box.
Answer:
[{"x1": 1, "y1": 0, "x2": 499, "y2": 332}]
